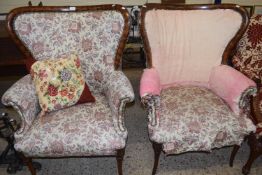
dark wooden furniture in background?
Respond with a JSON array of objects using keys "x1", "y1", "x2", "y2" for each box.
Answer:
[
  {"x1": 122, "y1": 6, "x2": 146, "y2": 68},
  {"x1": 0, "y1": 112, "x2": 22, "y2": 174},
  {"x1": 0, "y1": 2, "x2": 43, "y2": 76},
  {"x1": 0, "y1": 19, "x2": 27, "y2": 76}
]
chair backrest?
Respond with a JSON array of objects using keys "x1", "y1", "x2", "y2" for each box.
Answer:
[
  {"x1": 141, "y1": 4, "x2": 248, "y2": 85},
  {"x1": 7, "y1": 5, "x2": 129, "y2": 93},
  {"x1": 232, "y1": 14, "x2": 262, "y2": 83}
]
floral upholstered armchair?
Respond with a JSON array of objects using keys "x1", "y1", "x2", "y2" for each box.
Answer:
[
  {"x1": 1, "y1": 5, "x2": 134, "y2": 175},
  {"x1": 231, "y1": 14, "x2": 262, "y2": 175},
  {"x1": 139, "y1": 4, "x2": 257, "y2": 175}
]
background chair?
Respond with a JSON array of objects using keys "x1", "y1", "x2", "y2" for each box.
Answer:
[
  {"x1": 231, "y1": 14, "x2": 262, "y2": 175},
  {"x1": 1, "y1": 5, "x2": 134, "y2": 175},
  {"x1": 140, "y1": 4, "x2": 257, "y2": 175}
]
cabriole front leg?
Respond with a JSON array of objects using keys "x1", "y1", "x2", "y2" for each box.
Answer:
[
  {"x1": 242, "y1": 133, "x2": 262, "y2": 175},
  {"x1": 152, "y1": 141, "x2": 162, "y2": 175},
  {"x1": 116, "y1": 148, "x2": 125, "y2": 175}
]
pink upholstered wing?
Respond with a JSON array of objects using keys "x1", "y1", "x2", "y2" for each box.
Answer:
[
  {"x1": 209, "y1": 65, "x2": 256, "y2": 114},
  {"x1": 140, "y1": 68, "x2": 161, "y2": 97}
]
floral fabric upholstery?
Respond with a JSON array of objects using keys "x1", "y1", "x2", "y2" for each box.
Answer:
[
  {"x1": 14, "y1": 95, "x2": 126, "y2": 157},
  {"x1": 104, "y1": 71, "x2": 135, "y2": 136},
  {"x1": 232, "y1": 14, "x2": 262, "y2": 81},
  {"x1": 2, "y1": 8, "x2": 134, "y2": 157},
  {"x1": 1, "y1": 75, "x2": 40, "y2": 137},
  {"x1": 232, "y1": 14, "x2": 262, "y2": 134},
  {"x1": 14, "y1": 11, "x2": 124, "y2": 94},
  {"x1": 147, "y1": 86, "x2": 255, "y2": 154},
  {"x1": 254, "y1": 87, "x2": 262, "y2": 134}
]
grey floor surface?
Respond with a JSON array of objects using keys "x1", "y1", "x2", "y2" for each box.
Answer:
[{"x1": 0, "y1": 68, "x2": 262, "y2": 175}]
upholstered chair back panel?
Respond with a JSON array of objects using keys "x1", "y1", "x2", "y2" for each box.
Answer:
[
  {"x1": 145, "y1": 9, "x2": 242, "y2": 85},
  {"x1": 13, "y1": 11, "x2": 124, "y2": 93},
  {"x1": 233, "y1": 14, "x2": 262, "y2": 82}
]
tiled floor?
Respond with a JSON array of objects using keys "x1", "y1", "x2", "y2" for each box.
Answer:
[{"x1": 0, "y1": 68, "x2": 261, "y2": 175}]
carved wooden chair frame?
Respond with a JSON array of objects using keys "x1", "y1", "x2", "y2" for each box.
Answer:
[
  {"x1": 6, "y1": 4, "x2": 130, "y2": 175},
  {"x1": 140, "y1": 3, "x2": 250, "y2": 175}
]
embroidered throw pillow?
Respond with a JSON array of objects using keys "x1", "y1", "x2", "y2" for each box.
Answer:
[{"x1": 30, "y1": 54, "x2": 95, "y2": 115}]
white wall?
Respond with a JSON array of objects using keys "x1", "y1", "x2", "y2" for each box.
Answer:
[
  {"x1": 0, "y1": 0, "x2": 159, "y2": 13},
  {"x1": 222, "y1": 0, "x2": 262, "y2": 5},
  {"x1": 0, "y1": 0, "x2": 261, "y2": 14},
  {"x1": 187, "y1": 0, "x2": 262, "y2": 5}
]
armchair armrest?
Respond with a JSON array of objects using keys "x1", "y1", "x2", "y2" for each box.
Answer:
[
  {"x1": 103, "y1": 71, "x2": 134, "y2": 136},
  {"x1": 1, "y1": 75, "x2": 40, "y2": 137},
  {"x1": 140, "y1": 68, "x2": 161, "y2": 97},
  {"x1": 209, "y1": 65, "x2": 257, "y2": 115},
  {"x1": 252, "y1": 85, "x2": 262, "y2": 136},
  {"x1": 140, "y1": 68, "x2": 161, "y2": 127},
  {"x1": 141, "y1": 94, "x2": 160, "y2": 127}
]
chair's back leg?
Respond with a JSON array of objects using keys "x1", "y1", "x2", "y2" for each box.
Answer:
[
  {"x1": 116, "y1": 148, "x2": 125, "y2": 175},
  {"x1": 230, "y1": 145, "x2": 240, "y2": 167},
  {"x1": 152, "y1": 142, "x2": 162, "y2": 175}
]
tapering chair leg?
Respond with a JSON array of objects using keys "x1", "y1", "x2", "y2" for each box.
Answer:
[
  {"x1": 116, "y1": 148, "x2": 125, "y2": 175},
  {"x1": 242, "y1": 133, "x2": 262, "y2": 175},
  {"x1": 19, "y1": 153, "x2": 36, "y2": 175},
  {"x1": 230, "y1": 145, "x2": 240, "y2": 167},
  {"x1": 152, "y1": 142, "x2": 162, "y2": 175}
]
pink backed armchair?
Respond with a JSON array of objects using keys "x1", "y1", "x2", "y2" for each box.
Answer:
[
  {"x1": 231, "y1": 14, "x2": 262, "y2": 175},
  {"x1": 140, "y1": 4, "x2": 257, "y2": 175},
  {"x1": 1, "y1": 5, "x2": 134, "y2": 175}
]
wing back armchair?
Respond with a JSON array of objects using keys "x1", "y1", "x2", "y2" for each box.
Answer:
[
  {"x1": 140, "y1": 4, "x2": 257, "y2": 175},
  {"x1": 232, "y1": 14, "x2": 262, "y2": 175},
  {"x1": 1, "y1": 5, "x2": 134, "y2": 175}
]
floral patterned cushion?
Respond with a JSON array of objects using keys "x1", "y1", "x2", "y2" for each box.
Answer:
[
  {"x1": 232, "y1": 14, "x2": 262, "y2": 81},
  {"x1": 30, "y1": 54, "x2": 95, "y2": 114},
  {"x1": 148, "y1": 86, "x2": 255, "y2": 154},
  {"x1": 14, "y1": 95, "x2": 126, "y2": 157}
]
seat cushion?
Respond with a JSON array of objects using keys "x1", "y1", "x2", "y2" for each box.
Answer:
[
  {"x1": 148, "y1": 86, "x2": 255, "y2": 154},
  {"x1": 14, "y1": 95, "x2": 126, "y2": 157}
]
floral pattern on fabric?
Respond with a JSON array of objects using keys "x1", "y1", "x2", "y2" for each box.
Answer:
[
  {"x1": 104, "y1": 71, "x2": 135, "y2": 136},
  {"x1": 14, "y1": 95, "x2": 126, "y2": 157},
  {"x1": 141, "y1": 94, "x2": 161, "y2": 127},
  {"x1": 31, "y1": 54, "x2": 94, "y2": 113},
  {"x1": 14, "y1": 11, "x2": 124, "y2": 94},
  {"x1": 147, "y1": 86, "x2": 255, "y2": 154},
  {"x1": 1, "y1": 75, "x2": 40, "y2": 137},
  {"x1": 247, "y1": 22, "x2": 262, "y2": 49},
  {"x1": 232, "y1": 14, "x2": 262, "y2": 81},
  {"x1": 232, "y1": 14, "x2": 262, "y2": 136},
  {"x1": 253, "y1": 87, "x2": 262, "y2": 135},
  {"x1": 1, "y1": 10, "x2": 135, "y2": 158}
]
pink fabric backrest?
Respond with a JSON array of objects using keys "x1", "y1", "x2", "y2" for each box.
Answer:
[{"x1": 145, "y1": 9, "x2": 242, "y2": 85}]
